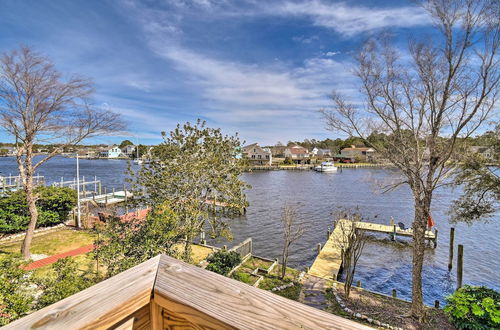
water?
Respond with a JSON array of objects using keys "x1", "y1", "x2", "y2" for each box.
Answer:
[{"x1": 1, "y1": 156, "x2": 498, "y2": 305}]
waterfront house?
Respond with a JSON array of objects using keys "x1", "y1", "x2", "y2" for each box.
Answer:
[
  {"x1": 122, "y1": 144, "x2": 136, "y2": 157},
  {"x1": 284, "y1": 145, "x2": 310, "y2": 164},
  {"x1": 311, "y1": 147, "x2": 332, "y2": 158},
  {"x1": 470, "y1": 146, "x2": 496, "y2": 162},
  {"x1": 99, "y1": 145, "x2": 124, "y2": 158},
  {"x1": 340, "y1": 145, "x2": 376, "y2": 162},
  {"x1": 242, "y1": 143, "x2": 272, "y2": 166},
  {"x1": 1, "y1": 146, "x2": 16, "y2": 156}
]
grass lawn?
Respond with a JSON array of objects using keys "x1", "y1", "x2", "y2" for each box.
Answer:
[
  {"x1": 173, "y1": 244, "x2": 215, "y2": 264},
  {"x1": 0, "y1": 228, "x2": 95, "y2": 256}
]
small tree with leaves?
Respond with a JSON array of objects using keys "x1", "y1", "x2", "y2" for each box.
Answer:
[
  {"x1": 128, "y1": 120, "x2": 248, "y2": 261},
  {"x1": 0, "y1": 46, "x2": 124, "y2": 259},
  {"x1": 93, "y1": 202, "x2": 183, "y2": 278},
  {"x1": 280, "y1": 205, "x2": 304, "y2": 279}
]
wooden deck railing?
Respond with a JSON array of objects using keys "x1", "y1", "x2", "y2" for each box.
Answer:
[{"x1": 3, "y1": 255, "x2": 371, "y2": 330}]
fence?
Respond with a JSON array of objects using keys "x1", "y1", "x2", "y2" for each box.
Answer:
[{"x1": 228, "y1": 237, "x2": 253, "y2": 259}]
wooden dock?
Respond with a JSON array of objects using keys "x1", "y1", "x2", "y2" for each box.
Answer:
[
  {"x1": 308, "y1": 220, "x2": 437, "y2": 280},
  {"x1": 80, "y1": 190, "x2": 133, "y2": 206}
]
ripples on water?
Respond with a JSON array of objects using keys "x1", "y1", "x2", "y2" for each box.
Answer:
[{"x1": 0, "y1": 156, "x2": 498, "y2": 305}]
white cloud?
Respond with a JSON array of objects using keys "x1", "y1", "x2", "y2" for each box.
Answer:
[
  {"x1": 271, "y1": 1, "x2": 430, "y2": 36},
  {"x1": 324, "y1": 51, "x2": 340, "y2": 56}
]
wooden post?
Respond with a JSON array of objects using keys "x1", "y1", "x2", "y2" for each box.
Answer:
[
  {"x1": 112, "y1": 188, "x2": 115, "y2": 198},
  {"x1": 434, "y1": 300, "x2": 440, "y2": 308},
  {"x1": 223, "y1": 245, "x2": 227, "y2": 251},
  {"x1": 434, "y1": 229, "x2": 438, "y2": 248},
  {"x1": 392, "y1": 225, "x2": 397, "y2": 241},
  {"x1": 317, "y1": 243, "x2": 322, "y2": 254},
  {"x1": 98, "y1": 181, "x2": 102, "y2": 195},
  {"x1": 448, "y1": 227, "x2": 455, "y2": 271},
  {"x1": 392, "y1": 289, "x2": 397, "y2": 298},
  {"x1": 390, "y1": 217, "x2": 394, "y2": 226},
  {"x1": 356, "y1": 280, "x2": 361, "y2": 288},
  {"x1": 457, "y1": 244, "x2": 464, "y2": 290},
  {"x1": 327, "y1": 228, "x2": 331, "y2": 238}
]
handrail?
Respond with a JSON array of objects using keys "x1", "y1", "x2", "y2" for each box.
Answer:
[
  {"x1": 3, "y1": 256, "x2": 160, "y2": 329},
  {"x1": 3, "y1": 255, "x2": 370, "y2": 329}
]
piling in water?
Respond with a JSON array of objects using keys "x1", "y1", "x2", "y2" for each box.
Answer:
[
  {"x1": 457, "y1": 244, "x2": 464, "y2": 290},
  {"x1": 448, "y1": 227, "x2": 455, "y2": 271}
]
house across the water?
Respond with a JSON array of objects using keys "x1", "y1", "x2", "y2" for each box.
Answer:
[{"x1": 242, "y1": 143, "x2": 272, "y2": 166}]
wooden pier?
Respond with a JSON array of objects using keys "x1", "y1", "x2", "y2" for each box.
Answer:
[
  {"x1": 80, "y1": 190, "x2": 133, "y2": 206},
  {"x1": 308, "y1": 220, "x2": 437, "y2": 280}
]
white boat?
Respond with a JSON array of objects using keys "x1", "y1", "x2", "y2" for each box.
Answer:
[
  {"x1": 134, "y1": 159, "x2": 143, "y2": 165},
  {"x1": 314, "y1": 161, "x2": 337, "y2": 172}
]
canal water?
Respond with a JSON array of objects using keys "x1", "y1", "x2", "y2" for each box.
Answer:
[{"x1": 1, "y1": 156, "x2": 498, "y2": 305}]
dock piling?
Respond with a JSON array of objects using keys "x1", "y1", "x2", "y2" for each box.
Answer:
[
  {"x1": 434, "y1": 229, "x2": 438, "y2": 248},
  {"x1": 457, "y1": 244, "x2": 464, "y2": 290},
  {"x1": 356, "y1": 280, "x2": 361, "y2": 288},
  {"x1": 317, "y1": 243, "x2": 322, "y2": 254},
  {"x1": 392, "y1": 225, "x2": 397, "y2": 241},
  {"x1": 392, "y1": 289, "x2": 397, "y2": 298},
  {"x1": 448, "y1": 228, "x2": 455, "y2": 271}
]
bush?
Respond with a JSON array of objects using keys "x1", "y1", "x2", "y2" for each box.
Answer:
[
  {"x1": 0, "y1": 187, "x2": 76, "y2": 233},
  {"x1": 206, "y1": 250, "x2": 241, "y2": 275},
  {"x1": 445, "y1": 285, "x2": 500, "y2": 329},
  {"x1": 0, "y1": 255, "x2": 33, "y2": 325},
  {"x1": 35, "y1": 257, "x2": 96, "y2": 309}
]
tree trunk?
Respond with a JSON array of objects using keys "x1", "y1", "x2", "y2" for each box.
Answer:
[
  {"x1": 21, "y1": 163, "x2": 37, "y2": 259},
  {"x1": 281, "y1": 244, "x2": 288, "y2": 279},
  {"x1": 411, "y1": 197, "x2": 430, "y2": 321}
]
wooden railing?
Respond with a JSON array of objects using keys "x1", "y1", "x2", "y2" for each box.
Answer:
[{"x1": 3, "y1": 255, "x2": 371, "y2": 330}]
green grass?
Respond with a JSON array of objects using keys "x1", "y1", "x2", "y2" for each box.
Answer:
[
  {"x1": 0, "y1": 228, "x2": 94, "y2": 256},
  {"x1": 231, "y1": 271, "x2": 259, "y2": 285}
]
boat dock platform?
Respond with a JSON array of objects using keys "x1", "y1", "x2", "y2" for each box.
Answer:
[
  {"x1": 80, "y1": 190, "x2": 133, "y2": 206},
  {"x1": 308, "y1": 219, "x2": 437, "y2": 280}
]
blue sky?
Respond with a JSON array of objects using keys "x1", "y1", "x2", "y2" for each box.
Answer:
[{"x1": 0, "y1": 0, "x2": 434, "y2": 145}]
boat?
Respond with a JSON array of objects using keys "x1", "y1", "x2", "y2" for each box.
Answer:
[
  {"x1": 314, "y1": 161, "x2": 337, "y2": 172},
  {"x1": 134, "y1": 159, "x2": 143, "y2": 165}
]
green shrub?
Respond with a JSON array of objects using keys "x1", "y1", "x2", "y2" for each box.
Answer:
[
  {"x1": 445, "y1": 285, "x2": 500, "y2": 329},
  {"x1": 0, "y1": 187, "x2": 76, "y2": 233},
  {"x1": 0, "y1": 255, "x2": 33, "y2": 325},
  {"x1": 35, "y1": 257, "x2": 96, "y2": 309},
  {"x1": 206, "y1": 250, "x2": 241, "y2": 275},
  {"x1": 232, "y1": 271, "x2": 254, "y2": 285}
]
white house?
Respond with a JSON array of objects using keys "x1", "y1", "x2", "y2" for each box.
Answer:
[
  {"x1": 99, "y1": 146, "x2": 123, "y2": 158},
  {"x1": 311, "y1": 147, "x2": 332, "y2": 158}
]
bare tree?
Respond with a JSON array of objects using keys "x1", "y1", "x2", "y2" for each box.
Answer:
[
  {"x1": 280, "y1": 204, "x2": 304, "y2": 279},
  {"x1": 0, "y1": 47, "x2": 124, "y2": 259},
  {"x1": 320, "y1": 0, "x2": 499, "y2": 320},
  {"x1": 334, "y1": 210, "x2": 367, "y2": 299}
]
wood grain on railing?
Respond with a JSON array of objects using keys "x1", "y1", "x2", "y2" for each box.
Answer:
[
  {"x1": 3, "y1": 256, "x2": 160, "y2": 330},
  {"x1": 153, "y1": 255, "x2": 371, "y2": 330}
]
